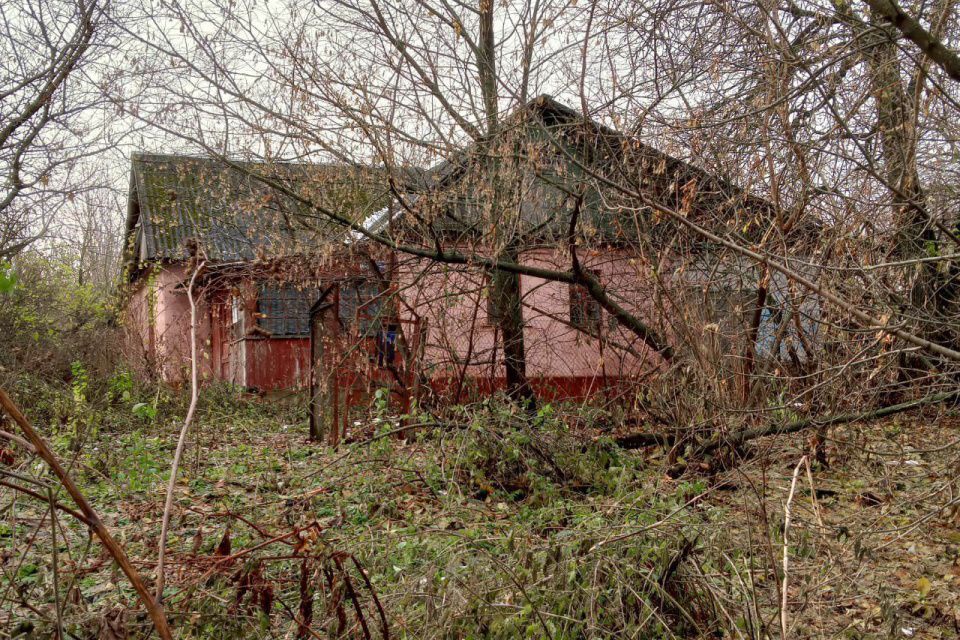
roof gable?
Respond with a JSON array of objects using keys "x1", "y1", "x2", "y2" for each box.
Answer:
[{"x1": 387, "y1": 96, "x2": 777, "y2": 245}]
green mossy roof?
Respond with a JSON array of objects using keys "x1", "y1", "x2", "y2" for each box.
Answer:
[
  {"x1": 395, "y1": 95, "x2": 782, "y2": 246},
  {"x1": 125, "y1": 154, "x2": 387, "y2": 266}
]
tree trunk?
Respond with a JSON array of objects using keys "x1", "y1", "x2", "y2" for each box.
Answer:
[
  {"x1": 862, "y1": 7, "x2": 959, "y2": 358},
  {"x1": 491, "y1": 248, "x2": 534, "y2": 401},
  {"x1": 864, "y1": 12, "x2": 930, "y2": 260},
  {"x1": 477, "y1": 0, "x2": 533, "y2": 402}
]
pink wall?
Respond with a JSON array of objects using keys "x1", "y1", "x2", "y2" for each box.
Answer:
[
  {"x1": 126, "y1": 247, "x2": 666, "y2": 396},
  {"x1": 126, "y1": 272, "x2": 311, "y2": 390},
  {"x1": 154, "y1": 265, "x2": 213, "y2": 383},
  {"x1": 396, "y1": 248, "x2": 664, "y2": 395},
  {"x1": 521, "y1": 249, "x2": 661, "y2": 379},
  {"x1": 123, "y1": 264, "x2": 213, "y2": 385}
]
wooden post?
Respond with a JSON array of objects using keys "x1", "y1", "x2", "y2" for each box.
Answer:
[{"x1": 308, "y1": 306, "x2": 326, "y2": 442}]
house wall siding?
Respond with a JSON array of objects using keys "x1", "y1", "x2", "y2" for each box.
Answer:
[
  {"x1": 152, "y1": 264, "x2": 214, "y2": 383},
  {"x1": 167, "y1": 275, "x2": 312, "y2": 391},
  {"x1": 124, "y1": 263, "x2": 214, "y2": 386},
  {"x1": 243, "y1": 337, "x2": 310, "y2": 391},
  {"x1": 395, "y1": 247, "x2": 664, "y2": 396},
  {"x1": 126, "y1": 267, "x2": 313, "y2": 390}
]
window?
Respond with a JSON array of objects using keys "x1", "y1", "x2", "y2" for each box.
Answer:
[
  {"x1": 338, "y1": 280, "x2": 389, "y2": 337},
  {"x1": 570, "y1": 272, "x2": 602, "y2": 333},
  {"x1": 256, "y1": 284, "x2": 317, "y2": 337}
]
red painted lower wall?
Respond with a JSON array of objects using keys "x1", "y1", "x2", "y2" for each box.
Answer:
[
  {"x1": 428, "y1": 375, "x2": 643, "y2": 402},
  {"x1": 243, "y1": 337, "x2": 310, "y2": 391}
]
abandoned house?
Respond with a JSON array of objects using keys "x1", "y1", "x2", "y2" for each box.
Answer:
[
  {"x1": 122, "y1": 97, "x2": 816, "y2": 431},
  {"x1": 121, "y1": 152, "x2": 386, "y2": 390},
  {"x1": 307, "y1": 95, "x2": 817, "y2": 439}
]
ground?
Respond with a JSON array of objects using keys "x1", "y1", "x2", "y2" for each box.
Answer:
[
  {"x1": 1, "y1": 386, "x2": 958, "y2": 638},
  {"x1": 703, "y1": 414, "x2": 960, "y2": 639}
]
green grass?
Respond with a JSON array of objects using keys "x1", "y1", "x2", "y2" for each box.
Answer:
[
  {"x1": 13, "y1": 381, "x2": 958, "y2": 639},
  {"x1": 2, "y1": 383, "x2": 721, "y2": 639}
]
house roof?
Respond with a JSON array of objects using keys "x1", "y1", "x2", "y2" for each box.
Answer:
[
  {"x1": 377, "y1": 95, "x2": 784, "y2": 245},
  {"x1": 123, "y1": 153, "x2": 388, "y2": 277}
]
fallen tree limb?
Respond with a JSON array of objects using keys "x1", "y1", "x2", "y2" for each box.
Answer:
[
  {"x1": 613, "y1": 431, "x2": 675, "y2": 449},
  {"x1": 0, "y1": 388, "x2": 173, "y2": 639},
  {"x1": 614, "y1": 391, "x2": 958, "y2": 456},
  {"x1": 696, "y1": 390, "x2": 959, "y2": 457}
]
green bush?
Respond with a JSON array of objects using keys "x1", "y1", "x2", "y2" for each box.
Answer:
[{"x1": 0, "y1": 251, "x2": 119, "y2": 387}]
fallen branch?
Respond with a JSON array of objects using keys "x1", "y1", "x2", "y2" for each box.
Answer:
[
  {"x1": 613, "y1": 431, "x2": 674, "y2": 449},
  {"x1": 695, "y1": 390, "x2": 959, "y2": 458},
  {"x1": 0, "y1": 388, "x2": 173, "y2": 639},
  {"x1": 614, "y1": 391, "x2": 958, "y2": 459}
]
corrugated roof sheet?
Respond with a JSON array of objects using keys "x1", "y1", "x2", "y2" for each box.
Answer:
[
  {"x1": 385, "y1": 95, "x2": 781, "y2": 245},
  {"x1": 126, "y1": 153, "x2": 387, "y2": 266}
]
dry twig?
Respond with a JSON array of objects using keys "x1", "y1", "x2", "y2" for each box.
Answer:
[{"x1": 0, "y1": 388, "x2": 173, "y2": 639}]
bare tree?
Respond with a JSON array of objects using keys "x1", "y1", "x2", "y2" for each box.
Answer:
[
  {"x1": 113, "y1": 0, "x2": 601, "y2": 400},
  {"x1": 114, "y1": 0, "x2": 960, "y2": 447},
  {"x1": 0, "y1": 0, "x2": 106, "y2": 258}
]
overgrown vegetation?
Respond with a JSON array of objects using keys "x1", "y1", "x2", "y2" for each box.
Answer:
[
  {"x1": 0, "y1": 252, "x2": 117, "y2": 387},
  {"x1": 3, "y1": 366, "x2": 959, "y2": 637},
  {"x1": 1, "y1": 258, "x2": 957, "y2": 637},
  {"x1": 4, "y1": 0, "x2": 960, "y2": 636}
]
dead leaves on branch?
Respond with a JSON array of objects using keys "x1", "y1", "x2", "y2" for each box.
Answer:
[{"x1": 176, "y1": 520, "x2": 390, "y2": 639}]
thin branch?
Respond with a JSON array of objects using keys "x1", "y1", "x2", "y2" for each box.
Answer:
[
  {"x1": 864, "y1": 0, "x2": 960, "y2": 81},
  {"x1": 781, "y1": 457, "x2": 806, "y2": 640},
  {"x1": 0, "y1": 389, "x2": 174, "y2": 639},
  {"x1": 156, "y1": 258, "x2": 205, "y2": 601}
]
